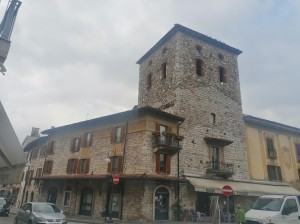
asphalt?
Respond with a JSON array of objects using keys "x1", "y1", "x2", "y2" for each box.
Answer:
[{"x1": 9, "y1": 206, "x2": 221, "y2": 224}]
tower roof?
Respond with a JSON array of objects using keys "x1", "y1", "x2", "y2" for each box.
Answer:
[{"x1": 137, "y1": 24, "x2": 242, "y2": 64}]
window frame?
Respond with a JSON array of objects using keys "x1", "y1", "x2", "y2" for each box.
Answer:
[
  {"x1": 77, "y1": 159, "x2": 90, "y2": 174},
  {"x1": 267, "y1": 165, "x2": 282, "y2": 181},
  {"x1": 47, "y1": 141, "x2": 55, "y2": 155},
  {"x1": 266, "y1": 137, "x2": 277, "y2": 158},
  {"x1": 219, "y1": 66, "x2": 227, "y2": 83},
  {"x1": 66, "y1": 159, "x2": 78, "y2": 174},
  {"x1": 63, "y1": 191, "x2": 72, "y2": 207},
  {"x1": 43, "y1": 160, "x2": 53, "y2": 175},
  {"x1": 82, "y1": 132, "x2": 93, "y2": 147},
  {"x1": 196, "y1": 59, "x2": 203, "y2": 78},
  {"x1": 156, "y1": 153, "x2": 170, "y2": 174},
  {"x1": 70, "y1": 138, "x2": 81, "y2": 152},
  {"x1": 161, "y1": 62, "x2": 167, "y2": 79}
]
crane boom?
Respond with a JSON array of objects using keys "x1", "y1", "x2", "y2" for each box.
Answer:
[{"x1": 0, "y1": 0, "x2": 22, "y2": 74}]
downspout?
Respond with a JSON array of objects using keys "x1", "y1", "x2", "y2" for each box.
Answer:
[
  {"x1": 177, "y1": 120, "x2": 184, "y2": 221},
  {"x1": 121, "y1": 120, "x2": 129, "y2": 220}
]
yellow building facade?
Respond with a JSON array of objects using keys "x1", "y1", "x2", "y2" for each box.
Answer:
[{"x1": 244, "y1": 115, "x2": 300, "y2": 190}]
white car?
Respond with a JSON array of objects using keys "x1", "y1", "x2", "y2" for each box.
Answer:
[{"x1": 14, "y1": 202, "x2": 67, "y2": 224}]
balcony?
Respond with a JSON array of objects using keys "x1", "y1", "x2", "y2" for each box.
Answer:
[
  {"x1": 152, "y1": 132, "x2": 183, "y2": 155},
  {"x1": 205, "y1": 161, "x2": 234, "y2": 179}
]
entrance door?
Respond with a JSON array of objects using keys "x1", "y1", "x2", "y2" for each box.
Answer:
[
  {"x1": 108, "y1": 187, "x2": 121, "y2": 219},
  {"x1": 155, "y1": 187, "x2": 169, "y2": 220},
  {"x1": 79, "y1": 188, "x2": 93, "y2": 216},
  {"x1": 47, "y1": 187, "x2": 57, "y2": 204}
]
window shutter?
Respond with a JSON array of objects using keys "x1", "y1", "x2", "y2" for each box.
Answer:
[
  {"x1": 66, "y1": 160, "x2": 70, "y2": 174},
  {"x1": 49, "y1": 161, "x2": 53, "y2": 174},
  {"x1": 117, "y1": 156, "x2": 123, "y2": 173},
  {"x1": 85, "y1": 159, "x2": 90, "y2": 174},
  {"x1": 156, "y1": 153, "x2": 160, "y2": 173},
  {"x1": 80, "y1": 134, "x2": 85, "y2": 147},
  {"x1": 166, "y1": 155, "x2": 171, "y2": 174},
  {"x1": 77, "y1": 160, "x2": 82, "y2": 174},
  {"x1": 111, "y1": 128, "x2": 115, "y2": 143},
  {"x1": 107, "y1": 160, "x2": 112, "y2": 173},
  {"x1": 89, "y1": 132, "x2": 94, "y2": 147},
  {"x1": 155, "y1": 123, "x2": 160, "y2": 132},
  {"x1": 74, "y1": 159, "x2": 79, "y2": 174},
  {"x1": 120, "y1": 127, "x2": 125, "y2": 142},
  {"x1": 70, "y1": 139, "x2": 74, "y2": 152}
]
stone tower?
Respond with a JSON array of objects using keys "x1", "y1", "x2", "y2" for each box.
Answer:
[{"x1": 137, "y1": 24, "x2": 249, "y2": 180}]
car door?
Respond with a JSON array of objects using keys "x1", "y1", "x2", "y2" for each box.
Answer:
[
  {"x1": 281, "y1": 198, "x2": 300, "y2": 223},
  {"x1": 17, "y1": 203, "x2": 29, "y2": 224},
  {"x1": 22, "y1": 203, "x2": 32, "y2": 224}
]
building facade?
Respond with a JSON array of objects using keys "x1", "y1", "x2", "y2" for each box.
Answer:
[
  {"x1": 23, "y1": 107, "x2": 187, "y2": 221},
  {"x1": 244, "y1": 115, "x2": 300, "y2": 191}
]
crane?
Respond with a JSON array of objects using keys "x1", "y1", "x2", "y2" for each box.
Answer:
[{"x1": 0, "y1": 0, "x2": 21, "y2": 75}]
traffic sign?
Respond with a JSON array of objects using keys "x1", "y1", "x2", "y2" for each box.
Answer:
[
  {"x1": 222, "y1": 185, "x2": 233, "y2": 196},
  {"x1": 113, "y1": 174, "x2": 120, "y2": 184}
]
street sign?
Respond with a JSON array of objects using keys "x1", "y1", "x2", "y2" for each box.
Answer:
[
  {"x1": 113, "y1": 174, "x2": 120, "y2": 184},
  {"x1": 222, "y1": 185, "x2": 233, "y2": 196}
]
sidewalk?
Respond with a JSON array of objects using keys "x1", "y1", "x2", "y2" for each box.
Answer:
[{"x1": 10, "y1": 206, "x2": 214, "y2": 224}]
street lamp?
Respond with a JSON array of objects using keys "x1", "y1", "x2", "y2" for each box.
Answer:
[{"x1": 105, "y1": 156, "x2": 114, "y2": 223}]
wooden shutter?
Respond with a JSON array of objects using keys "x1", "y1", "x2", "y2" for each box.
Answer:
[
  {"x1": 111, "y1": 128, "x2": 115, "y2": 143},
  {"x1": 80, "y1": 134, "x2": 85, "y2": 147},
  {"x1": 166, "y1": 155, "x2": 171, "y2": 174},
  {"x1": 74, "y1": 159, "x2": 79, "y2": 174},
  {"x1": 77, "y1": 160, "x2": 82, "y2": 174},
  {"x1": 66, "y1": 159, "x2": 70, "y2": 174},
  {"x1": 156, "y1": 153, "x2": 160, "y2": 173},
  {"x1": 85, "y1": 159, "x2": 90, "y2": 174},
  {"x1": 117, "y1": 156, "x2": 123, "y2": 173},
  {"x1": 155, "y1": 123, "x2": 160, "y2": 132},
  {"x1": 120, "y1": 127, "x2": 125, "y2": 142}
]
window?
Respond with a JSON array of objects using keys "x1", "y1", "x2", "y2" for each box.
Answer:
[
  {"x1": 162, "y1": 47, "x2": 167, "y2": 54},
  {"x1": 43, "y1": 160, "x2": 53, "y2": 175},
  {"x1": 196, "y1": 45, "x2": 202, "y2": 53},
  {"x1": 266, "y1": 138, "x2": 277, "y2": 158},
  {"x1": 26, "y1": 170, "x2": 34, "y2": 186},
  {"x1": 82, "y1": 132, "x2": 93, "y2": 147},
  {"x1": 34, "y1": 168, "x2": 42, "y2": 186},
  {"x1": 210, "y1": 113, "x2": 216, "y2": 124},
  {"x1": 78, "y1": 159, "x2": 90, "y2": 174},
  {"x1": 31, "y1": 148, "x2": 39, "y2": 160},
  {"x1": 219, "y1": 67, "x2": 226, "y2": 83},
  {"x1": 107, "y1": 156, "x2": 123, "y2": 173},
  {"x1": 296, "y1": 144, "x2": 300, "y2": 163},
  {"x1": 162, "y1": 62, "x2": 167, "y2": 79},
  {"x1": 111, "y1": 126, "x2": 124, "y2": 143},
  {"x1": 196, "y1": 59, "x2": 203, "y2": 78},
  {"x1": 267, "y1": 165, "x2": 282, "y2": 181},
  {"x1": 70, "y1": 138, "x2": 80, "y2": 152},
  {"x1": 218, "y1": 53, "x2": 224, "y2": 60},
  {"x1": 156, "y1": 153, "x2": 170, "y2": 174},
  {"x1": 66, "y1": 159, "x2": 78, "y2": 174},
  {"x1": 146, "y1": 73, "x2": 152, "y2": 90},
  {"x1": 283, "y1": 199, "x2": 298, "y2": 215},
  {"x1": 47, "y1": 141, "x2": 55, "y2": 155},
  {"x1": 63, "y1": 190, "x2": 72, "y2": 207},
  {"x1": 39, "y1": 145, "x2": 46, "y2": 157}
]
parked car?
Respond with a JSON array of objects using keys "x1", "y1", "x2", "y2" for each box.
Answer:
[
  {"x1": 0, "y1": 197, "x2": 10, "y2": 216},
  {"x1": 14, "y1": 202, "x2": 67, "y2": 224}
]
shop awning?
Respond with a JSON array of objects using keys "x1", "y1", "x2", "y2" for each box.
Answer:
[{"x1": 186, "y1": 176, "x2": 300, "y2": 196}]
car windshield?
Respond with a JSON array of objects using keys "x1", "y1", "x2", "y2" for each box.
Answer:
[
  {"x1": 33, "y1": 204, "x2": 61, "y2": 213},
  {"x1": 252, "y1": 197, "x2": 284, "y2": 211}
]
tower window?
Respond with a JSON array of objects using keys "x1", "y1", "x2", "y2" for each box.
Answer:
[
  {"x1": 219, "y1": 67, "x2": 226, "y2": 83},
  {"x1": 210, "y1": 113, "x2": 216, "y2": 124},
  {"x1": 146, "y1": 73, "x2": 152, "y2": 89},
  {"x1": 196, "y1": 59, "x2": 203, "y2": 78},
  {"x1": 196, "y1": 45, "x2": 202, "y2": 53},
  {"x1": 162, "y1": 62, "x2": 167, "y2": 79},
  {"x1": 218, "y1": 53, "x2": 224, "y2": 60},
  {"x1": 162, "y1": 47, "x2": 167, "y2": 54}
]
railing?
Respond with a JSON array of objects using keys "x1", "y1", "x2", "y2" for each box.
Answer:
[
  {"x1": 205, "y1": 161, "x2": 234, "y2": 178},
  {"x1": 153, "y1": 133, "x2": 183, "y2": 153}
]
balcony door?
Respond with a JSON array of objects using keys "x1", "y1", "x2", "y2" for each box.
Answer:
[{"x1": 211, "y1": 147, "x2": 220, "y2": 170}]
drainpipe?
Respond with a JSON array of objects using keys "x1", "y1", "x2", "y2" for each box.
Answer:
[
  {"x1": 120, "y1": 120, "x2": 128, "y2": 220},
  {"x1": 177, "y1": 120, "x2": 184, "y2": 221}
]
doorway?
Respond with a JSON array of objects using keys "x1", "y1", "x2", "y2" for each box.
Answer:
[
  {"x1": 47, "y1": 187, "x2": 58, "y2": 204},
  {"x1": 154, "y1": 187, "x2": 169, "y2": 220},
  {"x1": 79, "y1": 188, "x2": 93, "y2": 216}
]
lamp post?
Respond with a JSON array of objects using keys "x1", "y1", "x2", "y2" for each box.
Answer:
[{"x1": 105, "y1": 157, "x2": 114, "y2": 223}]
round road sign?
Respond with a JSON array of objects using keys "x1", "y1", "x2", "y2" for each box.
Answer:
[
  {"x1": 222, "y1": 185, "x2": 233, "y2": 196},
  {"x1": 113, "y1": 174, "x2": 120, "y2": 184}
]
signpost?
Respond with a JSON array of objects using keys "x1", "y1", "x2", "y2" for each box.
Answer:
[{"x1": 113, "y1": 174, "x2": 120, "y2": 185}]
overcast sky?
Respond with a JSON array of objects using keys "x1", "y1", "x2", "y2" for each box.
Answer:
[{"x1": 0, "y1": 0, "x2": 299, "y2": 142}]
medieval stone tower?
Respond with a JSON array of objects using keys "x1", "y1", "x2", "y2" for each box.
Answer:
[{"x1": 137, "y1": 24, "x2": 249, "y2": 180}]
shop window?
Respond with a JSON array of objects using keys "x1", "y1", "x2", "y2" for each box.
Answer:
[
  {"x1": 267, "y1": 165, "x2": 282, "y2": 181},
  {"x1": 43, "y1": 160, "x2": 53, "y2": 175},
  {"x1": 66, "y1": 159, "x2": 78, "y2": 174},
  {"x1": 70, "y1": 138, "x2": 81, "y2": 152}
]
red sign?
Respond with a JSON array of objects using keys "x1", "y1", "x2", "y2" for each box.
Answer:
[
  {"x1": 113, "y1": 174, "x2": 120, "y2": 184},
  {"x1": 222, "y1": 185, "x2": 233, "y2": 196}
]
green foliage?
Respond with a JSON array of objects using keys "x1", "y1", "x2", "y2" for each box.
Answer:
[{"x1": 171, "y1": 199, "x2": 188, "y2": 221}]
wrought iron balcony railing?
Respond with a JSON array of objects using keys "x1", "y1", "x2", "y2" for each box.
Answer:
[
  {"x1": 205, "y1": 161, "x2": 234, "y2": 179},
  {"x1": 152, "y1": 132, "x2": 183, "y2": 154}
]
